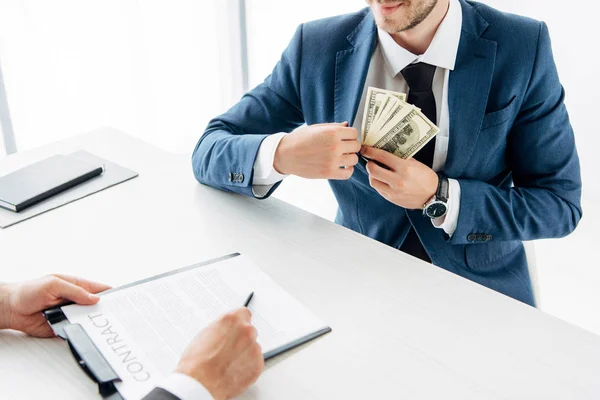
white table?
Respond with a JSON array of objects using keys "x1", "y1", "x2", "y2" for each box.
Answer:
[{"x1": 1, "y1": 128, "x2": 599, "y2": 400}]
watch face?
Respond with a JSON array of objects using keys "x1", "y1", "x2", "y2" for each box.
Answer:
[{"x1": 425, "y1": 202, "x2": 447, "y2": 218}]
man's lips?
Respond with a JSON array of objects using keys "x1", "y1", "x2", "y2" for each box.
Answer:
[{"x1": 376, "y1": 2, "x2": 404, "y2": 16}]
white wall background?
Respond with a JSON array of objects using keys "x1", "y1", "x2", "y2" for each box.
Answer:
[
  {"x1": 0, "y1": 0, "x2": 241, "y2": 154},
  {"x1": 0, "y1": 1, "x2": 598, "y2": 334},
  {"x1": 0, "y1": 114, "x2": 5, "y2": 157}
]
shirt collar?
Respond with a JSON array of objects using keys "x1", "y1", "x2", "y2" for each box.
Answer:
[{"x1": 377, "y1": 0, "x2": 463, "y2": 77}]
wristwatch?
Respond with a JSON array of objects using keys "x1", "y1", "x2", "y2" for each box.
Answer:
[{"x1": 423, "y1": 174, "x2": 449, "y2": 219}]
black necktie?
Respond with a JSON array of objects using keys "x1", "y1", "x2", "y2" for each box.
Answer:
[
  {"x1": 398, "y1": 62, "x2": 437, "y2": 263},
  {"x1": 401, "y1": 62, "x2": 437, "y2": 167}
]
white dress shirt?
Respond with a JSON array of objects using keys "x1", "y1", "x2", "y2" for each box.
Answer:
[
  {"x1": 158, "y1": 373, "x2": 213, "y2": 400},
  {"x1": 253, "y1": 0, "x2": 463, "y2": 236}
]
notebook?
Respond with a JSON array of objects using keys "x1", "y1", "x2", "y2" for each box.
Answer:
[
  {"x1": 0, "y1": 154, "x2": 103, "y2": 212},
  {"x1": 0, "y1": 151, "x2": 138, "y2": 228},
  {"x1": 45, "y1": 253, "x2": 332, "y2": 400}
]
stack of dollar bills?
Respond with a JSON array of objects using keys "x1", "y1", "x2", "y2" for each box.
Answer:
[{"x1": 361, "y1": 87, "x2": 440, "y2": 160}]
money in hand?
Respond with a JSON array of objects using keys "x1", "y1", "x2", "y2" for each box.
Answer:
[{"x1": 360, "y1": 87, "x2": 440, "y2": 160}]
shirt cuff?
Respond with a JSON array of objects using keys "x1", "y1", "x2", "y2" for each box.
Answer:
[
  {"x1": 431, "y1": 178, "x2": 461, "y2": 237},
  {"x1": 158, "y1": 373, "x2": 214, "y2": 400},
  {"x1": 253, "y1": 132, "x2": 288, "y2": 185}
]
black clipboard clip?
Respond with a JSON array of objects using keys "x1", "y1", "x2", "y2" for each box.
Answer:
[{"x1": 43, "y1": 308, "x2": 124, "y2": 400}]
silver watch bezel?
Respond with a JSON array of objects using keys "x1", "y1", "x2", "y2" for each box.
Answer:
[{"x1": 423, "y1": 198, "x2": 448, "y2": 219}]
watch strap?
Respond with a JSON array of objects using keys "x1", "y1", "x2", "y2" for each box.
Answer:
[{"x1": 436, "y1": 174, "x2": 449, "y2": 203}]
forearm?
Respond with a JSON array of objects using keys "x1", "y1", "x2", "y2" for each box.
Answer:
[
  {"x1": 192, "y1": 127, "x2": 270, "y2": 198},
  {"x1": 0, "y1": 283, "x2": 13, "y2": 330},
  {"x1": 192, "y1": 86, "x2": 303, "y2": 199},
  {"x1": 192, "y1": 25, "x2": 305, "y2": 198},
  {"x1": 451, "y1": 179, "x2": 582, "y2": 245}
]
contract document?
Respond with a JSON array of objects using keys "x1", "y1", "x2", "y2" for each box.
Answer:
[{"x1": 55, "y1": 253, "x2": 331, "y2": 399}]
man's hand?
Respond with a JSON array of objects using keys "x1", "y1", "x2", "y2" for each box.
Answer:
[
  {"x1": 176, "y1": 308, "x2": 264, "y2": 400},
  {"x1": 0, "y1": 275, "x2": 111, "y2": 338},
  {"x1": 274, "y1": 122, "x2": 361, "y2": 180},
  {"x1": 360, "y1": 146, "x2": 438, "y2": 209}
]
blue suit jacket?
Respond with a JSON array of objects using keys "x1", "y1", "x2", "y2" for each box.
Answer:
[{"x1": 192, "y1": 0, "x2": 582, "y2": 306}]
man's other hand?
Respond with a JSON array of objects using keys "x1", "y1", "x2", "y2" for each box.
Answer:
[
  {"x1": 361, "y1": 145, "x2": 438, "y2": 210},
  {"x1": 274, "y1": 122, "x2": 361, "y2": 180},
  {"x1": 176, "y1": 308, "x2": 264, "y2": 400},
  {"x1": 0, "y1": 275, "x2": 111, "y2": 337}
]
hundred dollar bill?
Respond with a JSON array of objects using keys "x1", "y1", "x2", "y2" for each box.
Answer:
[
  {"x1": 361, "y1": 87, "x2": 407, "y2": 142},
  {"x1": 373, "y1": 95, "x2": 397, "y2": 122},
  {"x1": 373, "y1": 96, "x2": 399, "y2": 125},
  {"x1": 380, "y1": 88, "x2": 407, "y2": 102},
  {"x1": 369, "y1": 99, "x2": 413, "y2": 137},
  {"x1": 365, "y1": 106, "x2": 440, "y2": 159},
  {"x1": 361, "y1": 88, "x2": 388, "y2": 142}
]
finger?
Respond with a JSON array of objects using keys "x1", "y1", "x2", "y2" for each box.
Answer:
[
  {"x1": 311, "y1": 121, "x2": 348, "y2": 128},
  {"x1": 231, "y1": 323, "x2": 258, "y2": 352},
  {"x1": 369, "y1": 176, "x2": 391, "y2": 196},
  {"x1": 230, "y1": 307, "x2": 252, "y2": 323},
  {"x1": 366, "y1": 161, "x2": 396, "y2": 185},
  {"x1": 47, "y1": 277, "x2": 101, "y2": 305},
  {"x1": 337, "y1": 127, "x2": 359, "y2": 140},
  {"x1": 51, "y1": 274, "x2": 111, "y2": 294},
  {"x1": 340, "y1": 153, "x2": 359, "y2": 167},
  {"x1": 360, "y1": 146, "x2": 400, "y2": 170},
  {"x1": 340, "y1": 140, "x2": 362, "y2": 154},
  {"x1": 331, "y1": 166, "x2": 354, "y2": 180},
  {"x1": 248, "y1": 342, "x2": 265, "y2": 373},
  {"x1": 28, "y1": 315, "x2": 57, "y2": 338},
  {"x1": 237, "y1": 342, "x2": 264, "y2": 384}
]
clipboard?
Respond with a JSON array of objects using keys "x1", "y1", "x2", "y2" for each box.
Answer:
[
  {"x1": 42, "y1": 254, "x2": 240, "y2": 399},
  {"x1": 44, "y1": 311, "x2": 123, "y2": 399},
  {"x1": 43, "y1": 253, "x2": 331, "y2": 400}
]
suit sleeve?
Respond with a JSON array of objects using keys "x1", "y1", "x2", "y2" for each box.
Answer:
[
  {"x1": 452, "y1": 22, "x2": 582, "y2": 244},
  {"x1": 191, "y1": 25, "x2": 306, "y2": 199},
  {"x1": 142, "y1": 388, "x2": 180, "y2": 400}
]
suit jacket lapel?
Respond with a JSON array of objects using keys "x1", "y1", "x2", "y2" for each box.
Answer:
[
  {"x1": 445, "y1": 0, "x2": 496, "y2": 177},
  {"x1": 334, "y1": 11, "x2": 378, "y2": 126}
]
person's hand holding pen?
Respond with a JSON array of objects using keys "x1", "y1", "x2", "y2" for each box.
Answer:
[
  {"x1": 0, "y1": 274, "x2": 264, "y2": 400},
  {"x1": 176, "y1": 292, "x2": 262, "y2": 400}
]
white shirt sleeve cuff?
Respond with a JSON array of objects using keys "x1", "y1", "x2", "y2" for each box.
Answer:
[
  {"x1": 158, "y1": 372, "x2": 214, "y2": 400},
  {"x1": 431, "y1": 178, "x2": 461, "y2": 237},
  {"x1": 253, "y1": 132, "x2": 288, "y2": 186}
]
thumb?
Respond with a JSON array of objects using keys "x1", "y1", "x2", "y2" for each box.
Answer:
[
  {"x1": 311, "y1": 121, "x2": 349, "y2": 128},
  {"x1": 51, "y1": 279, "x2": 100, "y2": 305}
]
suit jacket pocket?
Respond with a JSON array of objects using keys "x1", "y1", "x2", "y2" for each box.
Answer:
[
  {"x1": 465, "y1": 240, "x2": 521, "y2": 271},
  {"x1": 481, "y1": 96, "x2": 517, "y2": 130}
]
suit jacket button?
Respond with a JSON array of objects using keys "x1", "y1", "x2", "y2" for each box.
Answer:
[
  {"x1": 486, "y1": 234, "x2": 493, "y2": 241},
  {"x1": 228, "y1": 172, "x2": 233, "y2": 182},
  {"x1": 476, "y1": 234, "x2": 484, "y2": 242},
  {"x1": 238, "y1": 173, "x2": 244, "y2": 183},
  {"x1": 467, "y1": 234, "x2": 475, "y2": 242}
]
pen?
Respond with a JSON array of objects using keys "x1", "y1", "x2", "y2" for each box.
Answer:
[
  {"x1": 243, "y1": 292, "x2": 254, "y2": 307},
  {"x1": 359, "y1": 153, "x2": 391, "y2": 170}
]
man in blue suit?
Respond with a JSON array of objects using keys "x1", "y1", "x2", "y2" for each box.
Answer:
[{"x1": 192, "y1": 0, "x2": 582, "y2": 306}]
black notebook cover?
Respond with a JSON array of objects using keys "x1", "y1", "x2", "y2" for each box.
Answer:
[{"x1": 0, "y1": 154, "x2": 103, "y2": 212}]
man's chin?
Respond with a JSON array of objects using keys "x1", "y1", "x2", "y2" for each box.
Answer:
[{"x1": 375, "y1": 19, "x2": 406, "y2": 34}]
